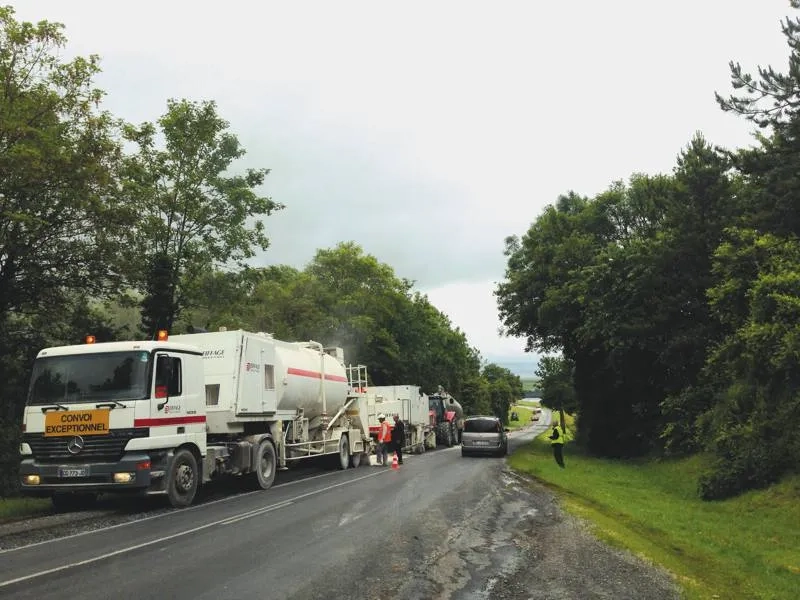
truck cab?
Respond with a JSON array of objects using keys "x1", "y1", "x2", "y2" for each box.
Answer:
[{"x1": 19, "y1": 336, "x2": 206, "y2": 509}]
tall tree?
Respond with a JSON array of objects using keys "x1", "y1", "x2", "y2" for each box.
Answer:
[
  {"x1": 482, "y1": 363, "x2": 523, "y2": 422},
  {"x1": 0, "y1": 6, "x2": 124, "y2": 325},
  {"x1": 0, "y1": 5, "x2": 126, "y2": 481},
  {"x1": 697, "y1": 230, "x2": 800, "y2": 498},
  {"x1": 120, "y1": 98, "x2": 283, "y2": 336},
  {"x1": 535, "y1": 355, "x2": 578, "y2": 414},
  {"x1": 716, "y1": 0, "x2": 800, "y2": 237},
  {"x1": 694, "y1": 0, "x2": 800, "y2": 496}
]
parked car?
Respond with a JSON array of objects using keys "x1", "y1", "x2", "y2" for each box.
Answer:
[{"x1": 461, "y1": 416, "x2": 508, "y2": 457}]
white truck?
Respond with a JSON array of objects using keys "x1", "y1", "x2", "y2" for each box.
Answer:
[
  {"x1": 366, "y1": 385, "x2": 437, "y2": 453},
  {"x1": 19, "y1": 329, "x2": 373, "y2": 509}
]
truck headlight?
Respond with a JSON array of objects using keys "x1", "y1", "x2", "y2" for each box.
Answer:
[
  {"x1": 113, "y1": 472, "x2": 135, "y2": 483},
  {"x1": 23, "y1": 475, "x2": 40, "y2": 485}
]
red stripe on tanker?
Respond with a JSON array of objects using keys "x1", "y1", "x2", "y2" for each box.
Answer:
[
  {"x1": 287, "y1": 367, "x2": 349, "y2": 383},
  {"x1": 134, "y1": 415, "x2": 207, "y2": 427}
]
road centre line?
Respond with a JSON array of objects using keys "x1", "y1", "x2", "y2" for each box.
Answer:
[
  {"x1": 218, "y1": 501, "x2": 294, "y2": 526},
  {"x1": 0, "y1": 469, "x2": 390, "y2": 588}
]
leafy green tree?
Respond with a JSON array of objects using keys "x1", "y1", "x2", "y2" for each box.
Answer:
[
  {"x1": 0, "y1": 7, "x2": 126, "y2": 493},
  {"x1": 716, "y1": 0, "x2": 800, "y2": 238},
  {"x1": 0, "y1": 6, "x2": 124, "y2": 326},
  {"x1": 298, "y1": 242, "x2": 410, "y2": 382},
  {"x1": 697, "y1": 230, "x2": 800, "y2": 498},
  {"x1": 688, "y1": 0, "x2": 800, "y2": 497},
  {"x1": 498, "y1": 137, "x2": 742, "y2": 455},
  {"x1": 140, "y1": 254, "x2": 178, "y2": 336},
  {"x1": 459, "y1": 373, "x2": 491, "y2": 416},
  {"x1": 180, "y1": 243, "x2": 487, "y2": 408},
  {"x1": 482, "y1": 363, "x2": 523, "y2": 423},
  {"x1": 535, "y1": 356, "x2": 577, "y2": 413},
  {"x1": 120, "y1": 98, "x2": 283, "y2": 335}
]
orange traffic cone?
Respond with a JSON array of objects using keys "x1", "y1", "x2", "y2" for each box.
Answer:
[{"x1": 391, "y1": 452, "x2": 399, "y2": 470}]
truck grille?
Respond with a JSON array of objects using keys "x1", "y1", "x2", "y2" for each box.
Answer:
[{"x1": 24, "y1": 428, "x2": 149, "y2": 462}]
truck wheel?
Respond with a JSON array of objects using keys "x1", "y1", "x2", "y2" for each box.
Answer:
[
  {"x1": 445, "y1": 426, "x2": 453, "y2": 447},
  {"x1": 251, "y1": 439, "x2": 277, "y2": 490},
  {"x1": 350, "y1": 450, "x2": 362, "y2": 468},
  {"x1": 337, "y1": 435, "x2": 350, "y2": 470},
  {"x1": 167, "y1": 448, "x2": 199, "y2": 508}
]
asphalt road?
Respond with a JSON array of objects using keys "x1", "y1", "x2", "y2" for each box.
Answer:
[{"x1": 0, "y1": 414, "x2": 680, "y2": 600}]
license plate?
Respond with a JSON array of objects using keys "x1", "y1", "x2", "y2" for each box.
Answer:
[
  {"x1": 475, "y1": 441, "x2": 490, "y2": 446},
  {"x1": 58, "y1": 467, "x2": 89, "y2": 478}
]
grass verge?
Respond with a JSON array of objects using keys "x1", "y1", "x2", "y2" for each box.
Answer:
[
  {"x1": 0, "y1": 496, "x2": 51, "y2": 522},
  {"x1": 508, "y1": 431, "x2": 800, "y2": 600}
]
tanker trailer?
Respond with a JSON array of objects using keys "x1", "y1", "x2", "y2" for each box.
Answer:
[{"x1": 170, "y1": 329, "x2": 374, "y2": 472}]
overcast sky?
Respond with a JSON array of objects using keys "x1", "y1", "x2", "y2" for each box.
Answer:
[{"x1": 10, "y1": 0, "x2": 792, "y2": 372}]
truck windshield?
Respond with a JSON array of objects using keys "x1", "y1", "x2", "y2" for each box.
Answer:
[{"x1": 28, "y1": 351, "x2": 151, "y2": 405}]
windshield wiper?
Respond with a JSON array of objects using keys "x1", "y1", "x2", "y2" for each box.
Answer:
[
  {"x1": 96, "y1": 400, "x2": 127, "y2": 409},
  {"x1": 40, "y1": 403, "x2": 69, "y2": 413}
]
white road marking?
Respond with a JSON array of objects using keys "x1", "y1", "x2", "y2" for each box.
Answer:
[
  {"x1": 0, "y1": 466, "x2": 380, "y2": 556},
  {"x1": 218, "y1": 500, "x2": 294, "y2": 525},
  {"x1": 0, "y1": 469, "x2": 390, "y2": 588}
]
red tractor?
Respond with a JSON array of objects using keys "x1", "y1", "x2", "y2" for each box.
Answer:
[{"x1": 428, "y1": 388, "x2": 464, "y2": 447}]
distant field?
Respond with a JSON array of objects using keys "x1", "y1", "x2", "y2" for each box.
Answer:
[
  {"x1": 509, "y1": 429, "x2": 800, "y2": 600},
  {"x1": 521, "y1": 377, "x2": 539, "y2": 392},
  {"x1": 516, "y1": 398, "x2": 541, "y2": 406}
]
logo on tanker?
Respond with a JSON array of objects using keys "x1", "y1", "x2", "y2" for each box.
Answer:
[
  {"x1": 245, "y1": 362, "x2": 259, "y2": 373},
  {"x1": 203, "y1": 349, "x2": 225, "y2": 359}
]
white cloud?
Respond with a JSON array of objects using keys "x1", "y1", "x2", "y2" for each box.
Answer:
[
  {"x1": 8, "y1": 0, "x2": 793, "y2": 369},
  {"x1": 422, "y1": 280, "x2": 531, "y2": 357}
]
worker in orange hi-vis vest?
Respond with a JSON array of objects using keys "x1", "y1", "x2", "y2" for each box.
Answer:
[{"x1": 377, "y1": 414, "x2": 391, "y2": 466}]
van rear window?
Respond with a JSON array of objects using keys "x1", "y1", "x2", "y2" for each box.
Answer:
[{"x1": 464, "y1": 419, "x2": 501, "y2": 433}]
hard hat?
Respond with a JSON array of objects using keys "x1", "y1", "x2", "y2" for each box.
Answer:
[{"x1": 378, "y1": 413, "x2": 386, "y2": 420}]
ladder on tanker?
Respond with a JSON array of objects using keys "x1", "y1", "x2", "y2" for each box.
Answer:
[{"x1": 346, "y1": 364, "x2": 369, "y2": 395}]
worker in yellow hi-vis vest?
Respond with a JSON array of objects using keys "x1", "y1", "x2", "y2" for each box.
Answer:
[{"x1": 549, "y1": 417, "x2": 569, "y2": 468}]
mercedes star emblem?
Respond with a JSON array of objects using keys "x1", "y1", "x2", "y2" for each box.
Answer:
[{"x1": 67, "y1": 436, "x2": 85, "y2": 455}]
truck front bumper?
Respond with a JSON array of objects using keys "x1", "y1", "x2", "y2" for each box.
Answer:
[{"x1": 19, "y1": 452, "x2": 164, "y2": 496}]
